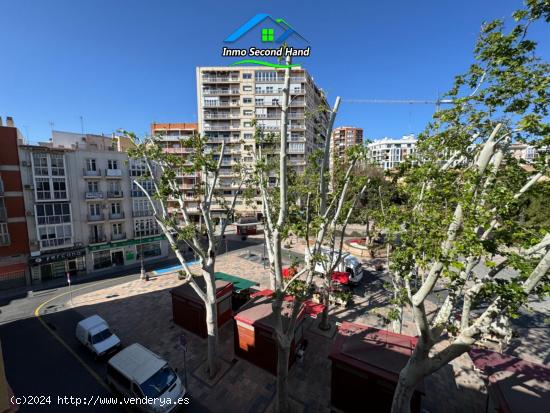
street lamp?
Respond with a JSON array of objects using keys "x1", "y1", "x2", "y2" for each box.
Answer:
[{"x1": 139, "y1": 225, "x2": 148, "y2": 281}]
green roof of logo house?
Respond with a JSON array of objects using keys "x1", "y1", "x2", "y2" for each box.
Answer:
[{"x1": 224, "y1": 14, "x2": 307, "y2": 44}]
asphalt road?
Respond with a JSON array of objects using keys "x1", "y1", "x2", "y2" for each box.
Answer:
[{"x1": 0, "y1": 235, "x2": 263, "y2": 413}]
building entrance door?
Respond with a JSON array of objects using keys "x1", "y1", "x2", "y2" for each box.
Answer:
[{"x1": 111, "y1": 250, "x2": 124, "y2": 267}]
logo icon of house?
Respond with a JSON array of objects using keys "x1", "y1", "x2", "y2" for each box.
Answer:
[{"x1": 224, "y1": 13, "x2": 307, "y2": 44}]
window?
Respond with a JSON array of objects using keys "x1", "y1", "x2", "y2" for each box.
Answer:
[
  {"x1": 0, "y1": 223, "x2": 10, "y2": 245},
  {"x1": 243, "y1": 85, "x2": 252, "y2": 92},
  {"x1": 107, "y1": 159, "x2": 119, "y2": 169},
  {"x1": 137, "y1": 242, "x2": 161, "y2": 259},
  {"x1": 112, "y1": 223, "x2": 123, "y2": 235},
  {"x1": 242, "y1": 73, "x2": 252, "y2": 79},
  {"x1": 243, "y1": 133, "x2": 253, "y2": 139},
  {"x1": 129, "y1": 159, "x2": 147, "y2": 176},
  {"x1": 35, "y1": 178, "x2": 51, "y2": 200},
  {"x1": 38, "y1": 223, "x2": 72, "y2": 249},
  {"x1": 261, "y1": 28, "x2": 274, "y2": 42},
  {"x1": 93, "y1": 251, "x2": 112, "y2": 270},
  {"x1": 243, "y1": 122, "x2": 252, "y2": 128},
  {"x1": 134, "y1": 218, "x2": 159, "y2": 237},
  {"x1": 52, "y1": 178, "x2": 67, "y2": 199},
  {"x1": 50, "y1": 154, "x2": 65, "y2": 176},
  {"x1": 33, "y1": 153, "x2": 49, "y2": 176},
  {"x1": 131, "y1": 180, "x2": 154, "y2": 197},
  {"x1": 89, "y1": 204, "x2": 101, "y2": 217},
  {"x1": 243, "y1": 98, "x2": 252, "y2": 104},
  {"x1": 36, "y1": 203, "x2": 71, "y2": 225},
  {"x1": 86, "y1": 159, "x2": 97, "y2": 172},
  {"x1": 111, "y1": 203, "x2": 121, "y2": 214},
  {"x1": 87, "y1": 181, "x2": 99, "y2": 192},
  {"x1": 243, "y1": 110, "x2": 253, "y2": 116},
  {"x1": 266, "y1": 86, "x2": 273, "y2": 94}
]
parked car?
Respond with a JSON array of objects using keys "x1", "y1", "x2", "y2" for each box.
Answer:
[
  {"x1": 305, "y1": 247, "x2": 364, "y2": 285},
  {"x1": 75, "y1": 315, "x2": 121, "y2": 358},
  {"x1": 107, "y1": 343, "x2": 186, "y2": 412}
]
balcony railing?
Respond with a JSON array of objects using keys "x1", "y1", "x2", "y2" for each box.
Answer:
[
  {"x1": 132, "y1": 210, "x2": 153, "y2": 217},
  {"x1": 134, "y1": 229, "x2": 160, "y2": 238},
  {"x1": 83, "y1": 169, "x2": 101, "y2": 177},
  {"x1": 202, "y1": 76, "x2": 240, "y2": 83},
  {"x1": 203, "y1": 89, "x2": 240, "y2": 95},
  {"x1": 203, "y1": 102, "x2": 239, "y2": 107},
  {"x1": 109, "y1": 212, "x2": 125, "y2": 220},
  {"x1": 111, "y1": 232, "x2": 126, "y2": 241},
  {"x1": 131, "y1": 190, "x2": 145, "y2": 197},
  {"x1": 105, "y1": 169, "x2": 122, "y2": 177},
  {"x1": 107, "y1": 190, "x2": 124, "y2": 199},
  {"x1": 202, "y1": 125, "x2": 240, "y2": 131},
  {"x1": 85, "y1": 191, "x2": 104, "y2": 200},
  {"x1": 89, "y1": 235, "x2": 107, "y2": 244},
  {"x1": 87, "y1": 213, "x2": 105, "y2": 222},
  {"x1": 255, "y1": 76, "x2": 305, "y2": 83},
  {"x1": 203, "y1": 113, "x2": 240, "y2": 119}
]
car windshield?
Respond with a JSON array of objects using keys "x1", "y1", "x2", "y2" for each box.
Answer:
[
  {"x1": 91, "y1": 328, "x2": 112, "y2": 344},
  {"x1": 140, "y1": 365, "x2": 177, "y2": 398}
]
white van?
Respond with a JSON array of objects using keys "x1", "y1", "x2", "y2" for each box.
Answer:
[
  {"x1": 306, "y1": 247, "x2": 364, "y2": 284},
  {"x1": 76, "y1": 315, "x2": 121, "y2": 358},
  {"x1": 107, "y1": 343, "x2": 186, "y2": 412}
]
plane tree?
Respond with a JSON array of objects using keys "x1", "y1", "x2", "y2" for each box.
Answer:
[
  {"x1": 125, "y1": 131, "x2": 245, "y2": 379},
  {"x1": 384, "y1": 2, "x2": 550, "y2": 411}
]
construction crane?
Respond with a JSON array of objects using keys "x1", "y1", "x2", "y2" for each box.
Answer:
[{"x1": 342, "y1": 98, "x2": 454, "y2": 112}]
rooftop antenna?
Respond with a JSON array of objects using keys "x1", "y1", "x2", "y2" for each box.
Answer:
[{"x1": 80, "y1": 116, "x2": 85, "y2": 135}]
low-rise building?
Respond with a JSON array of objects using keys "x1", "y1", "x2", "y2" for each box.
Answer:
[
  {"x1": 18, "y1": 130, "x2": 169, "y2": 284},
  {"x1": 0, "y1": 117, "x2": 31, "y2": 289},
  {"x1": 368, "y1": 135, "x2": 417, "y2": 170}
]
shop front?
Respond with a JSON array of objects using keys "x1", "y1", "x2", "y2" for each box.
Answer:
[
  {"x1": 87, "y1": 235, "x2": 168, "y2": 272},
  {"x1": 29, "y1": 246, "x2": 86, "y2": 283}
]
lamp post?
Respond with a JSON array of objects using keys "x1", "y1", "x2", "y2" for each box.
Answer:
[{"x1": 139, "y1": 227, "x2": 148, "y2": 281}]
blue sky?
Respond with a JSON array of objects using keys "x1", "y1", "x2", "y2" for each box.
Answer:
[{"x1": 0, "y1": 0, "x2": 548, "y2": 143}]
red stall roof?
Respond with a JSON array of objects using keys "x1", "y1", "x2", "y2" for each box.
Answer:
[
  {"x1": 469, "y1": 348, "x2": 550, "y2": 413},
  {"x1": 171, "y1": 278, "x2": 232, "y2": 303},
  {"x1": 329, "y1": 322, "x2": 422, "y2": 390}
]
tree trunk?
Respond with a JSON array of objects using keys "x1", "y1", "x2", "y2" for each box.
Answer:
[
  {"x1": 204, "y1": 298, "x2": 218, "y2": 378},
  {"x1": 319, "y1": 281, "x2": 331, "y2": 330},
  {"x1": 203, "y1": 266, "x2": 219, "y2": 378},
  {"x1": 275, "y1": 343, "x2": 291, "y2": 413},
  {"x1": 391, "y1": 352, "x2": 425, "y2": 413}
]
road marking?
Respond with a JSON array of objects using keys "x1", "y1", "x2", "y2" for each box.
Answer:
[{"x1": 34, "y1": 278, "x2": 119, "y2": 393}]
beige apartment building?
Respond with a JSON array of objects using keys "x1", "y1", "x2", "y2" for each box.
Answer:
[
  {"x1": 196, "y1": 65, "x2": 330, "y2": 218},
  {"x1": 18, "y1": 131, "x2": 169, "y2": 284}
]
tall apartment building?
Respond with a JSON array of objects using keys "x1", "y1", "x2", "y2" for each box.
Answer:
[
  {"x1": 331, "y1": 126, "x2": 363, "y2": 173},
  {"x1": 0, "y1": 117, "x2": 31, "y2": 289},
  {"x1": 151, "y1": 123, "x2": 200, "y2": 218},
  {"x1": 19, "y1": 131, "x2": 169, "y2": 284},
  {"x1": 368, "y1": 135, "x2": 417, "y2": 170},
  {"x1": 196, "y1": 66, "x2": 330, "y2": 217}
]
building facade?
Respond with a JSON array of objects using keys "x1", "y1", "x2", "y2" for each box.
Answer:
[
  {"x1": 19, "y1": 131, "x2": 169, "y2": 284},
  {"x1": 196, "y1": 66, "x2": 330, "y2": 216},
  {"x1": 368, "y1": 135, "x2": 417, "y2": 170},
  {"x1": 331, "y1": 126, "x2": 363, "y2": 174},
  {"x1": 0, "y1": 117, "x2": 31, "y2": 289}
]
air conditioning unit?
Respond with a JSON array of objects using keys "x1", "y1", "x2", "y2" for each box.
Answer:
[{"x1": 24, "y1": 184, "x2": 34, "y2": 190}]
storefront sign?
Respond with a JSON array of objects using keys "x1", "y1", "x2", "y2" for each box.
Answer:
[
  {"x1": 29, "y1": 247, "x2": 86, "y2": 266},
  {"x1": 87, "y1": 235, "x2": 166, "y2": 252}
]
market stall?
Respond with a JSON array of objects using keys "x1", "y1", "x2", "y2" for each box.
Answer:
[
  {"x1": 329, "y1": 322, "x2": 423, "y2": 413},
  {"x1": 170, "y1": 277, "x2": 233, "y2": 338}
]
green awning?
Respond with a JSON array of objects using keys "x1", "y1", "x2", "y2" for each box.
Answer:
[{"x1": 215, "y1": 272, "x2": 259, "y2": 292}]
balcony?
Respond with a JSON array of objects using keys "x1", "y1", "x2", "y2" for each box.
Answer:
[
  {"x1": 107, "y1": 190, "x2": 124, "y2": 199},
  {"x1": 132, "y1": 210, "x2": 153, "y2": 217},
  {"x1": 89, "y1": 235, "x2": 107, "y2": 244},
  {"x1": 203, "y1": 101, "x2": 239, "y2": 108},
  {"x1": 202, "y1": 125, "x2": 240, "y2": 131},
  {"x1": 109, "y1": 212, "x2": 125, "y2": 220},
  {"x1": 85, "y1": 191, "x2": 104, "y2": 200},
  {"x1": 202, "y1": 76, "x2": 240, "y2": 83},
  {"x1": 105, "y1": 169, "x2": 122, "y2": 178},
  {"x1": 255, "y1": 76, "x2": 305, "y2": 83},
  {"x1": 111, "y1": 232, "x2": 126, "y2": 241},
  {"x1": 203, "y1": 89, "x2": 240, "y2": 96},
  {"x1": 83, "y1": 169, "x2": 101, "y2": 177},
  {"x1": 203, "y1": 113, "x2": 240, "y2": 120},
  {"x1": 87, "y1": 213, "x2": 105, "y2": 222}
]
